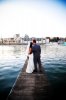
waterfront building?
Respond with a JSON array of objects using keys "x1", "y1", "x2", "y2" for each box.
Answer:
[
  {"x1": 0, "y1": 34, "x2": 51, "y2": 45},
  {"x1": 0, "y1": 38, "x2": 2, "y2": 44},
  {"x1": 0, "y1": 34, "x2": 22, "y2": 45},
  {"x1": 3, "y1": 38, "x2": 15, "y2": 44},
  {"x1": 45, "y1": 37, "x2": 50, "y2": 44},
  {"x1": 14, "y1": 34, "x2": 22, "y2": 44}
]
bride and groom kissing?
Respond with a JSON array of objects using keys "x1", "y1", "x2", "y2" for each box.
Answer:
[{"x1": 26, "y1": 39, "x2": 42, "y2": 73}]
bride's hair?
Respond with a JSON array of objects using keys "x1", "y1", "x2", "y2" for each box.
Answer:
[{"x1": 30, "y1": 42, "x2": 33, "y2": 48}]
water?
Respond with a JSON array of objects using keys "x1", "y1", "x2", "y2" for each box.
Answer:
[
  {"x1": 0, "y1": 44, "x2": 66, "y2": 100},
  {"x1": 0, "y1": 45, "x2": 27, "y2": 100},
  {"x1": 41, "y1": 44, "x2": 66, "y2": 99}
]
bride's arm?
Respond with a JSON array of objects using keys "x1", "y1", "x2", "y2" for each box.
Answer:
[{"x1": 28, "y1": 48, "x2": 32, "y2": 54}]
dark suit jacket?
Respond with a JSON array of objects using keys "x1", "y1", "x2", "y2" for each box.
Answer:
[{"x1": 32, "y1": 44, "x2": 41, "y2": 57}]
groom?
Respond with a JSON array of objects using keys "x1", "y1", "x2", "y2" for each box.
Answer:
[{"x1": 32, "y1": 39, "x2": 42, "y2": 72}]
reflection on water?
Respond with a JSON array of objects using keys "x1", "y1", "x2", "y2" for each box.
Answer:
[
  {"x1": 41, "y1": 45, "x2": 66, "y2": 99},
  {"x1": 0, "y1": 45, "x2": 26, "y2": 59},
  {"x1": 0, "y1": 44, "x2": 66, "y2": 100},
  {"x1": 0, "y1": 45, "x2": 27, "y2": 100}
]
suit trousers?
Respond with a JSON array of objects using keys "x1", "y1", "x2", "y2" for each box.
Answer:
[{"x1": 33, "y1": 55, "x2": 41, "y2": 71}]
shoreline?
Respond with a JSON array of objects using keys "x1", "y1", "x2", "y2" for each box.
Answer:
[{"x1": 0, "y1": 43, "x2": 45, "y2": 45}]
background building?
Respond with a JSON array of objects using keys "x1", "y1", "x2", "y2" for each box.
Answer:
[{"x1": 0, "y1": 34, "x2": 51, "y2": 45}]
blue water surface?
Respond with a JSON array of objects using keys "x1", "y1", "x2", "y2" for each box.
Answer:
[{"x1": 0, "y1": 44, "x2": 66, "y2": 100}]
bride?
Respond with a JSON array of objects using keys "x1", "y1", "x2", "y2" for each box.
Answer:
[{"x1": 26, "y1": 42, "x2": 34, "y2": 73}]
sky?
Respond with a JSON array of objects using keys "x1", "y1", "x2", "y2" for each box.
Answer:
[{"x1": 0, "y1": 0, "x2": 66, "y2": 38}]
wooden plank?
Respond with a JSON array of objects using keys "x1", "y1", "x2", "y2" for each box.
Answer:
[{"x1": 7, "y1": 59, "x2": 51, "y2": 100}]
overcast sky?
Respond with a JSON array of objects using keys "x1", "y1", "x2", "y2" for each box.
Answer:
[{"x1": 0, "y1": 0, "x2": 66, "y2": 38}]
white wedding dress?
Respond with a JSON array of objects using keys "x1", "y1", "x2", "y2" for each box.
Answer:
[{"x1": 26, "y1": 42, "x2": 34, "y2": 73}]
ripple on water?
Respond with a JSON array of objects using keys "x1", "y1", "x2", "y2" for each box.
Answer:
[{"x1": 0, "y1": 45, "x2": 66, "y2": 99}]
